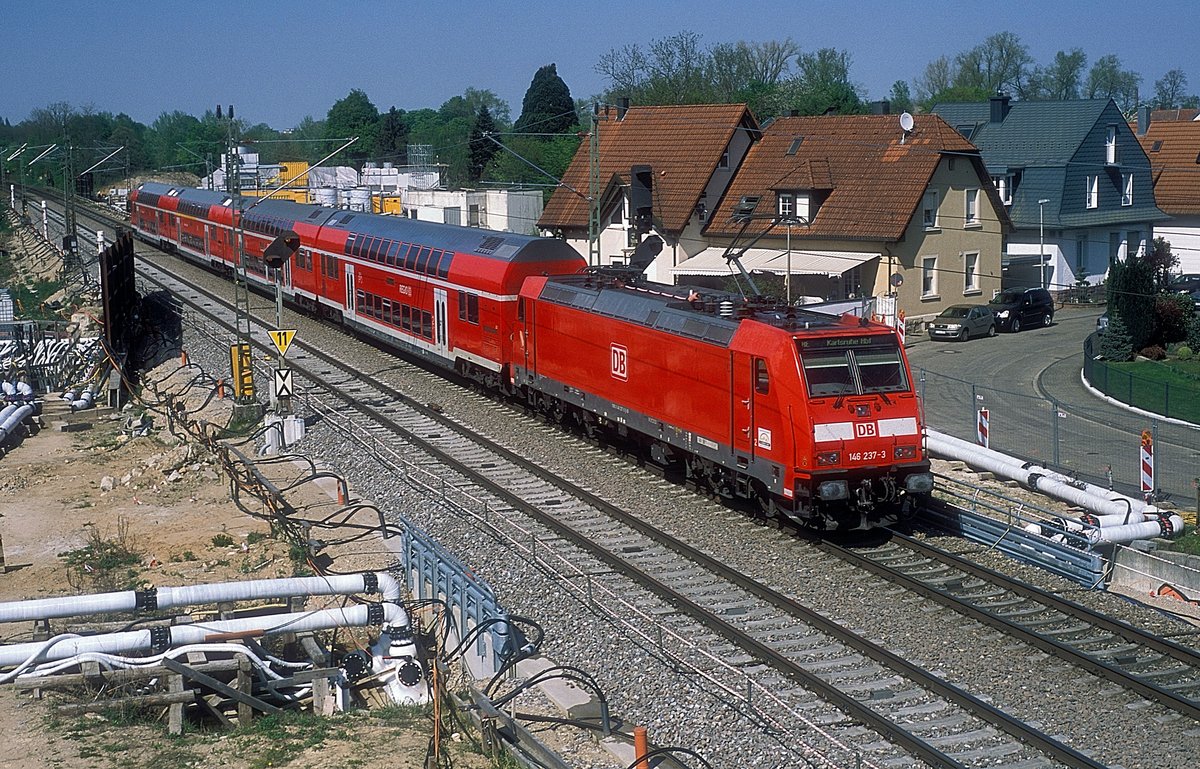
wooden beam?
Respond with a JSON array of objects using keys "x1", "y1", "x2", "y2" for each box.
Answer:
[
  {"x1": 16, "y1": 659, "x2": 241, "y2": 691},
  {"x1": 161, "y1": 657, "x2": 280, "y2": 715},
  {"x1": 55, "y1": 690, "x2": 195, "y2": 715}
]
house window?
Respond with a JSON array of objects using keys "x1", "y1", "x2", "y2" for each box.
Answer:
[
  {"x1": 1105, "y1": 125, "x2": 1118, "y2": 165},
  {"x1": 468, "y1": 204, "x2": 481, "y2": 226},
  {"x1": 1128, "y1": 230, "x2": 1143, "y2": 258},
  {"x1": 1109, "y1": 232, "x2": 1122, "y2": 263},
  {"x1": 921, "y1": 256, "x2": 938, "y2": 297},
  {"x1": 1075, "y1": 236, "x2": 1087, "y2": 276},
  {"x1": 963, "y1": 252, "x2": 979, "y2": 292},
  {"x1": 922, "y1": 190, "x2": 939, "y2": 229},
  {"x1": 778, "y1": 193, "x2": 795, "y2": 219},
  {"x1": 1122, "y1": 173, "x2": 1133, "y2": 206},
  {"x1": 718, "y1": 150, "x2": 729, "y2": 169},
  {"x1": 965, "y1": 189, "x2": 980, "y2": 226},
  {"x1": 991, "y1": 174, "x2": 1014, "y2": 206},
  {"x1": 610, "y1": 203, "x2": 623, "y2": 224},
  {"x1": 1086, "y1": 175, "x2": 1099, "y2": 209}
]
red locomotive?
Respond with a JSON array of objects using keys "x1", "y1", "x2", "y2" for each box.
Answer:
[{"x1": 129, "y1": 182, "x2": 931, "y2": 530}]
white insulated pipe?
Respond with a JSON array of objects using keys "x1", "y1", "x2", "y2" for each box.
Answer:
[
  {"x1": 926, "y1": 429, "x2": 1147, "y2": 519},
  {"x1": 0, "y1": 404, "x2": 35, "y2": 445},
  {"x1": 0, "y1": 572, "x2": 402, "y2": 624},
  {"x1": 0, "y1": 603, "x2": 409, "y2": 670}
]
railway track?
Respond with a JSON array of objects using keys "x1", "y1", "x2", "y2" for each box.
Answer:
[
  {"x1": 35, "y1": 193, "x2": 1200, "y2": 767},
  {"x1": 125, "y1": 251, "x2": 1100, "y2": 769},
  {"x1": 818, "y1": 510, "x2": 1200, "y2": 721}
]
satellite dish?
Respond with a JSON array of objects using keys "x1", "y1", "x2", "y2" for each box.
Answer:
[{"x1": 899, "y1": 112, "x2": 915, "y2": 132}]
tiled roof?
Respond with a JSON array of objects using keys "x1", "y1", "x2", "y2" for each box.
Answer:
[
  {"x1": 933, "y1": 100, "x2": 1111, "y2": 167},
  {"x1": 705, "y1": 113, "x2": 983, "y2": 241},
  {"x1": 1140, "y1": 120, "x2": 1200, "y2": 215},
  {"x1": 538, "y1": 104, "x2": 756, "y2": 234},
  {"x1": 1150, "y1": 108, "x2": 1200, "y2": 123}
]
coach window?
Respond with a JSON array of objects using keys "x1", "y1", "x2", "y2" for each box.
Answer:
[
  {"x1": 386, "y1": 241, "x2": 400, "y2": 266},
  {"x1": 421, "y1": 310, "x2": 433, "y2": 339},
  {"x1": 402, "y1": 244, "x2": 417, "y2": 271},
  {"x1": 382, "y1": 299, "x2": 392, "y2": 324},
  {"x1": 355, "y1": 290, "x2": 367, "y2": 313},
  {"x1": 415, "y1": 246, "x2": 433, "y2": 273},
  {"x1": 754, "y1": 358, "x2": 769, "y2": 394},
  {"x1": 401, "y1": 305, "x2": 412, "y2": 332},
  {"x1": 436, "y1": 249, "x2": 453, "y2": 278}
]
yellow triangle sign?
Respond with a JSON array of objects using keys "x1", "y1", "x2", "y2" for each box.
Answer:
[{"x1": 268, "y1": 329, "x2": 296, "y2": 356}]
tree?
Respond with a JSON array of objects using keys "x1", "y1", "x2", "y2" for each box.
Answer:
[
  {"x1": 776, "y1": 48, "x2": 863, "y2": 116},
  {"x1": 1028, "y1": 49, "x2": 1087, "y2": 100},
  {"x1": 1145, "y1": 236, "x2": 1179, "y2": 292},
  {"x1": 953, "y1": 32, "x2": 1033, "y2": 97},
  {"x1": 468, "y1": 105, "x2": 498, "y2": 182},
  {"x1": 1107, "y1": 254, "x2": 1157, "y2": 351},
  {"x1": 708, "y1": 39, "x2": 798, "y2": 110},
  {"x1": 325, "y1": 89, "x2": 379, "y2": 163},
  {"x1": 1085, "y1": 55, "x2": 1141, "y2": 112},
  {"x1": 1098, "y1": 312, "x2": 1133, "y2": 361},
  {"x1": 888, "y1": 80, "x2": 913, "y2": 114},
  {"x1": 514, "y1": 64, "x2": 576, "y2": 136},
  {"x1": 1153, "y1": 68, "x2": 1193, "y2": 109},
  {"x1": 596, "y1": 31, "x2": 713, "y2": 106},
  {"x1": 376, "y1": 107, "x2": 410, "y2": 164}
]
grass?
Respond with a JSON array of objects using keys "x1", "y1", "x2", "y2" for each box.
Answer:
[
  {"x1": 58, "y1": 516, "x2": 143, "y2": 591},
  {"x1": 1091, "y1": 358, "x2": 1200, "y2": 423},
  {"x1": 1162, "y1": 526, "x2": 1200, "y2": 556}
]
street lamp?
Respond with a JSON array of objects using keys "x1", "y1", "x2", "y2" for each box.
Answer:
[{"x1": 1038, "y1": 198, "x2": 1050, "y2": 289}]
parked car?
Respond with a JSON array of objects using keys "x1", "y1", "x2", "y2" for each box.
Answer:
[
  {"x1": 1170, "y1": 273, "x2": 1200, "y2": 293},
  {"x1": 927, "y1": 304, "x2": 997, "y2": 341},
  {"x1": 988, "y1": 287, "x2": 1054, "y2": 332}
]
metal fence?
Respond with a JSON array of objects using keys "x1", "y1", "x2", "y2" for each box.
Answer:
[
  {"x1": 1082, "y1": 334, "x2": 1200, "y2": 424},
  {"x1": 916, "y1": 365, "x2": 1199, "y2": 510}
]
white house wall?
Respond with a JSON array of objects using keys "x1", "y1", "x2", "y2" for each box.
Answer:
[{"x1": 1154, "y1": 217, "x2": 1200, "y2": 274}]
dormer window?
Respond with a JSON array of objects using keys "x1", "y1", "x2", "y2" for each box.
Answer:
[
  {"x1": 991, "y1": 174, "x2": 1014, "y2": 206},
  {"x1": 776, "y1": 191, "x2": 810, "y2": 222},
  {"x1": 1105, "y1": 125, "x2": 1119, "y2": 165},
  {"x1": 718, "y1": 150, "x2": 729, "y2": 169},
  {"x1": 778, "y1": 192, "x2": 795, "y2": 219}
]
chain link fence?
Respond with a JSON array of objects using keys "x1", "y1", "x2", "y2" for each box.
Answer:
[{"x1": 916, "y1": 366, "x2": 1200, "y2": 511}]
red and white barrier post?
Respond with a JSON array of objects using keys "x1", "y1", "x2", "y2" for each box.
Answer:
[
  {"x1": 976, "y1": 407, "x2": 990, "y2": 449},
  {"x1": 1140, "y1": 430, "x2": 1154, "y2": 498},
  {"x1": 895, "y1": 309, "x2": 906, "y2": 347}
]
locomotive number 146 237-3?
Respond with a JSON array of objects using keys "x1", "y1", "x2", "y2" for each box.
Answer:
[{"x1": 848, "y1": 449, "x2": 887, "y2": 462}]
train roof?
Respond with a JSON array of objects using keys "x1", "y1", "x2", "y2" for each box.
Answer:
[
  {"x1": 538, "y1": 273, "x2": 861, "y2": 347},
  {"x1": 135, "y1": 182, "x2": 581, "y2": 265},
  {"x1": 319, "y1": 209, "x2": 578, "y2": 265}
]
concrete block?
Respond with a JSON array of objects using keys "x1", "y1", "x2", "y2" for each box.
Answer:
[{"x1": 57, "y1": 421, "x2": 93, "y2": 433}]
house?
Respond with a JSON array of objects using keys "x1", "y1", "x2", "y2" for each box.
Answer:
[
  {"x1": 934, "y1": 96, "x2": 1168, "y2": 291},
  {"x1": 686, "y1": 113, "x2": 1008, "y2": 324},
  {"x1": 1137, "y1": 109, "x2": 1200, "y2": 273},
  {"x1": 538, "y1": 103, "x2": 759, "y2": 282}
]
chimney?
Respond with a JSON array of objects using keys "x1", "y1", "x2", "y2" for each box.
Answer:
[
  {"x1": 618, "y1": 97, "x2": 630, "y2": 120},
  {"x1": 1137, "y1": 105, "x2": 1151, "y2": 136},
  {"x1": 989, "y1": 93, "x2": 1011, "y2": 124},
  {"x1": 870, "y1": 100, "x2": 891, "y2": 115}
]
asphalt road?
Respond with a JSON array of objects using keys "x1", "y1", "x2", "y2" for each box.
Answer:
[{"x1": 906, "y1": 303, "x2": 1200, "y2": 507}]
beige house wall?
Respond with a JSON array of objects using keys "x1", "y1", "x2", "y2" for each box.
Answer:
[{"x1": 884, "y1": 157, "x2": 1005, "y2": 325}]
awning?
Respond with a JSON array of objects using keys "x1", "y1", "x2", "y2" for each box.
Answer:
[{"x1": 672, "y1": 247, "x2": 879, "y2": 277}]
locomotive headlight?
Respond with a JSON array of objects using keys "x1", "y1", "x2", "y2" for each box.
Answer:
[
  {"x1": 904, "y1": 473, "x2": 934, "y2": 493},
  {"x1": 816, "y1": 451, "x2": 841, "y2": 466},
  {"x1": 894, "y1": 445, "x2": 917, "y2": 459},
  {"x1": 996, "y1": 310, "x2": 1010, "y2": 319},
  {"x1": 817, "y1": 480, "x2": 849, "y2": 500}
]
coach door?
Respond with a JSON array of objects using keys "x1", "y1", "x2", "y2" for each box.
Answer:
[
  {"x1": 344, "y1": 264, "x2": 355, "y2": 318},
  {"x1": 434, "y1": 288, "x2": 449, "y2": 358},
  {"x1": 731, "y1": 352, "x2": 756, "y2": 463}
]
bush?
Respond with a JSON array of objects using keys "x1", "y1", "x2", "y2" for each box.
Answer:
[
  {"x1": 1098, "y1": 313, "x2": 1134, "y2": 360},
  {"x1": 1178, "y1": 345, "x2": 1194, "y2": 361},
  {"x1": 1139, "y1": 345, "x2": 1167, "y2": 360}
]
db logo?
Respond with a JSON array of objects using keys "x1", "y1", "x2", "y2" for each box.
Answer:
[
  {"x1": 611, "y1": 344, "x2": 628, "y2": 381},
  {"x1": 855, "y1": 422, "x2": 877, "y2": 437}
]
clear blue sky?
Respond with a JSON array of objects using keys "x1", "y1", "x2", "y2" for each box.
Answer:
[{"x1": 5, "y1": 0, "x2": 1196, "y2": 129}]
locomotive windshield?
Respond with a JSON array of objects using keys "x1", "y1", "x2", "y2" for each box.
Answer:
[{"x1": 796, "y1": 336, "x2": 909, "y2": 397}]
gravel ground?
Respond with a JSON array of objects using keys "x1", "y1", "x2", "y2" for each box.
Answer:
[{"x1": 157, "y1": 253, "x2": 1200, "y2": 769}]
